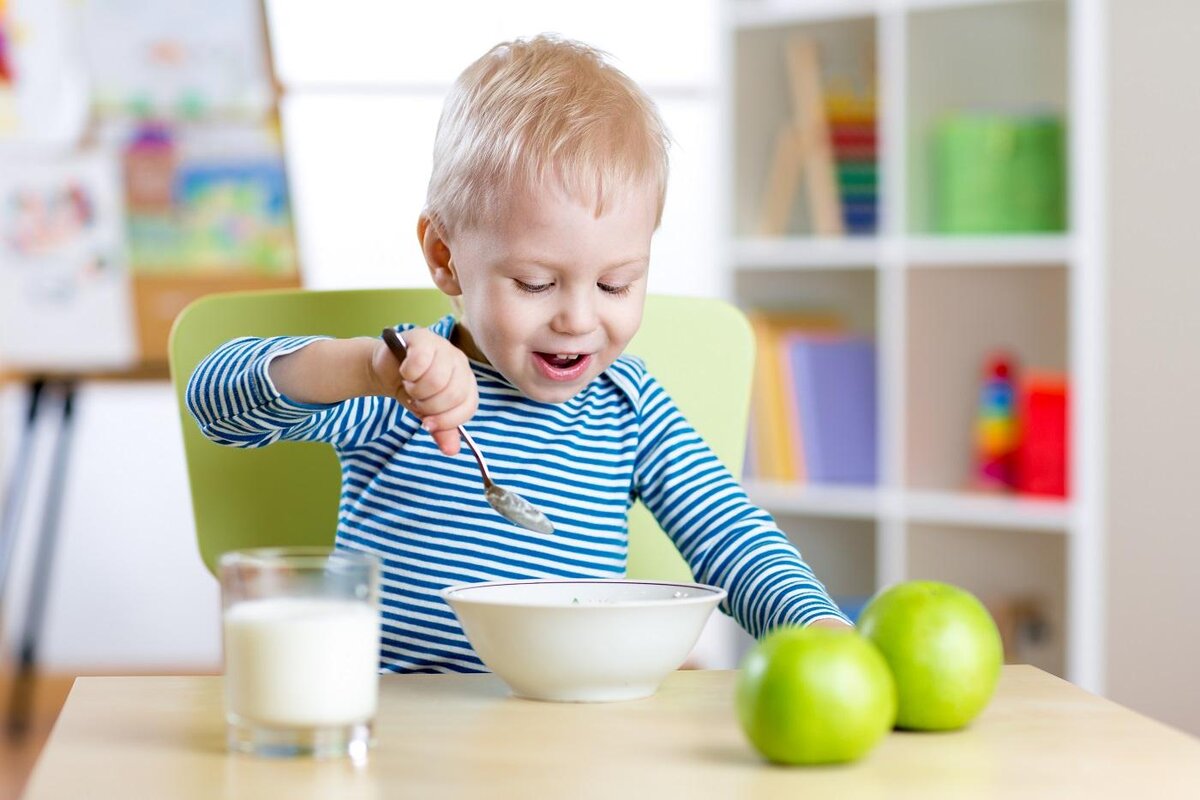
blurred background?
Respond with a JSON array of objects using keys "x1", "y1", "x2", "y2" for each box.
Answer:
[{"x1": 0, "y1": 0, "x2": 1197, "y2": 792}]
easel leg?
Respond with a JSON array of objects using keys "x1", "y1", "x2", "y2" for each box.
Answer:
[
  {"x1": 5, "y1": 381, "x2": 76, "y2": 740},
  {"x1": 0, "y1": 380, "x2": 46, "y2": 605}
]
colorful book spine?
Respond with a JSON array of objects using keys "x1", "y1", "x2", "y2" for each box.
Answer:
[
  {"x1": 777, "y1": 334, "x2": 807, "y2": 483},
  {"x1": 785, "y1": 334, "x2": 878, "y2": 485},
  {"x1": 748, "y1": 315, "x2": 795, "y2": 481},
  {"x1": 747, "y1": 312, "x2": 841, "y2": 481}
]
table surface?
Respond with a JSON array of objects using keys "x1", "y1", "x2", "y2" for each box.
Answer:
[{"x1": 24, "y1": 666, "x2": 1200, "y2": 799}]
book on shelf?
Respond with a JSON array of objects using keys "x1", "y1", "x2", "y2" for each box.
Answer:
[
  {"x1": 747, "y1": 311, "x2": 841, "y2": 482},
  {"x1": 745, "y1": 312, "x2": 878, "y2": 487},
  {"x1": 786, "y1": 333, "x2": 877, "y2": 485}
]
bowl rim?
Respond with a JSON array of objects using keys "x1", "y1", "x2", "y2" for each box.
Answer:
[{"x1": 440, "y1": 578, "x2": 727, "y2": 608}]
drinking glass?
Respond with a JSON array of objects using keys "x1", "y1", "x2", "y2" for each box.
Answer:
[{"x1": 220, "y1": 547, "x2": 380, "y2": 760}]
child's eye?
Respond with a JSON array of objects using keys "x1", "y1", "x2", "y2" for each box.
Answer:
[
  {"x1": 599, "y1": 283, "x2": 632, "y2": 296},
  {"x1": 515, "y1": 280, "x2": 552, "y2": 294}
]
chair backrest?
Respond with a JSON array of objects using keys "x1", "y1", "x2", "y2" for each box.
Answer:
[{"x1": 169, "y1": 289, "x2": 754, "y2": 580}]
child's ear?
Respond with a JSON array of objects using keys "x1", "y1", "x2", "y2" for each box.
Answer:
[{"x1": 418, "y1": 215, "x2": 462, "y2": 296}]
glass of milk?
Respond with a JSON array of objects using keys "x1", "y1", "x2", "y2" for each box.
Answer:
[{"x1": 219, "y1": 547, "x2": 381, "y2": 760}]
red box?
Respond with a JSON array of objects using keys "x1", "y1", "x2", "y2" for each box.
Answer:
[{"x1": 1016, "y1": 373, "x2": 1069, "y2": 497}]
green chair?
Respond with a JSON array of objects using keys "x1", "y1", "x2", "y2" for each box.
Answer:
[{"x1": 168, "y1": 289, "x2": 754, "y2": 581}]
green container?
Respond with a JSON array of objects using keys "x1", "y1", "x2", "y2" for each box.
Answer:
[{"x1": 932, "y1": 114, "x2": 1066, "y2": 233}]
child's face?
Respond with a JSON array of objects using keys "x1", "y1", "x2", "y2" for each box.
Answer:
[{"x1": 444, "y1": 183, "x2": 656, "y2": 403}]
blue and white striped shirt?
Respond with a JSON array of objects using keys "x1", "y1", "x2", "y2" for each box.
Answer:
[{"x1": 187, "y1": 315, "x2": 848, "y2": 673}]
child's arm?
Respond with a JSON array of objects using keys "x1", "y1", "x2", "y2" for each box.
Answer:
[
  {"x1": 265, "y1": 337, "x2": 379, "y2": 404},
  {"x1": 630, "y1": 368, "x2": 852, "y2": 636},
  {"x1": 186, "y1": 325, "x2": 477, "y2": 456},
  {"x1": 266, "y1": 328, "x2": 476, "y2": 455}
]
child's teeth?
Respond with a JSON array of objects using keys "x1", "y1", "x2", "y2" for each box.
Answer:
[{"x1": 556, "y1": 354, "x2": 572, "y2": 360}]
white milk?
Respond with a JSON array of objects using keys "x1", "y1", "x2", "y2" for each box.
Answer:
[{"x1": 223, "y1": 598, "x2": 380, "y2": 727}]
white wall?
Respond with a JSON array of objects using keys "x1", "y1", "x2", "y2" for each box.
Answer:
[
  {"x1": 0, "y1": 382, "x2": 220, "y2": 671},
  {"x1": 1105, "y1": 0, "x2": 1200, "y2": 736}
]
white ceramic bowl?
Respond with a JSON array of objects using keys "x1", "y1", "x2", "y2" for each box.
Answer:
[{"x1": 442, "y1": 579, "x2": 726, "y2": 702}]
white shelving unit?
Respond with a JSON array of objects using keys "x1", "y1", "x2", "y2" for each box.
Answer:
[
  {"x1": 744, "y1": 481, "x2": 1073, "y2": 531},
  {"x1": 723, "y1": 0, "x2": 1103, "y2": 691}
]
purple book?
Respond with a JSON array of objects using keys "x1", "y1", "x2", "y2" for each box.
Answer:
[{"x1": 786, "y1": 334, "x2": 877, "y2": 484}]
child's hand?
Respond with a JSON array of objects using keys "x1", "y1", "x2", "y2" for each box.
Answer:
[
  {"x1": 371, "y1": 328, "x2": 478, "y2": 456},
  {"x1": 808, "y1": 617, "x2": 855, "y2": 630}
]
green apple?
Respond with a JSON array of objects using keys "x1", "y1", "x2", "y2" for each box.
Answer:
[
  {"x1": 735, "y1": 627, "x2": 896, "y2": 765},
  {"x1": 858, "y1": 581, "x2": 1003, "y2": 731}
]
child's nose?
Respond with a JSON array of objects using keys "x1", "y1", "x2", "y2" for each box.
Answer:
[{"x1": 550, "y1": 290, "x2": 598, "y2": 336}]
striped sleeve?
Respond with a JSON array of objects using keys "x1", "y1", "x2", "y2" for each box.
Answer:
[
  {"x1": 630, "y1": 366, "x2": 851, "y2": 635},
  {"x1": 185, "y1": 334, "x2": 406, "y2": 449}
]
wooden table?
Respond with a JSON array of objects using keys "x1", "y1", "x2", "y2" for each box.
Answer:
[{"x1": 24, "y1": 666, "x2": 1200, "y2": 799}]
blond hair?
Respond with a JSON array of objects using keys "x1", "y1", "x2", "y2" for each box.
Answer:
[{"x1": 425, "y1": 35, "x2": 670, "y2": 237}]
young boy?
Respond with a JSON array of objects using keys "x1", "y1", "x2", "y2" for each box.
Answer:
[{"x1": 187, "y1": 35, "x2": 850, "y2": 674}]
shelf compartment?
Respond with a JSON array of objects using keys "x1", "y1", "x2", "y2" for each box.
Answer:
[
  {"x1": 905, "y1": 265, "x2": 1067, "y2": 492},
  {"x1": 736, "y1": 267, "x2": 878, "y2": 333},
  {"x1": 907, "y1": 522, "x2": 1066, "y2": 676},
  {"x1": 906, "y1": 0, "x2": 1069, "y2": 233},
  {"x1": 734, "y1": 16, "x2": 877, "y2": 237},
  {"x1": 773, "y1": 514, "x2": 878, "y2": 600}
]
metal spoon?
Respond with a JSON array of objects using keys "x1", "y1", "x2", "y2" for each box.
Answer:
[{"x1": 380, "y1": 328, "x2": 555, "y2": 535}]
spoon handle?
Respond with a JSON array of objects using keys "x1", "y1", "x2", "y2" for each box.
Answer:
[
  {"x1": 380, "y1": 328, "x2": 494, "y2": 487},
  {"x1": 455, "y1": 426, "x2": 495, "y2": 486},
  {"x1": 380, "y1": 327, "x2": 410, "y2": 364}
]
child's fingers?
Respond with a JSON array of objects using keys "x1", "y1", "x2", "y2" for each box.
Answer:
[
  {"x1": 430, "y1": 427, "x2": 461, "y2": 457},
  {"x1": 403, "y1": 355, "x2": 456, "y2": 402},
  {"x1": 393, "y1": 331, "x2": 476, "y2": 453},
  {"x1": 421, "y1": 396, "x2": 477, "y2": 433},
  {"x1": 409, "y1": 371, "x2": 474, "y2": 416},
  {"x1": 421, "y1": 384, "x2": 478, "y2": 432},
  {"x1": 397, "y1": 333, "x2": 436, "y2": 382},
  {"x1": 371, "y1": 340, "x2": 411, "y2": 397}
]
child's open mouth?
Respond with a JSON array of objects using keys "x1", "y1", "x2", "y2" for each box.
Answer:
[{"x1": 533, "y1": 351, "x2": 593, "y2": 381}]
